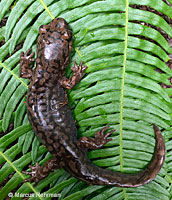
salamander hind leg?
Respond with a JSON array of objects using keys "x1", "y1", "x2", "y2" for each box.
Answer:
[
  {"x1": 22, "y1": 158, "x2": 58, "y2": 186},
  {"x1": 60, "y1": 61, "x2": 87, "y2": 89},
  {"x1": 20, "y1": 49, "x2": 34, "y2": 79},
  {"x1": 78, "y1": 126, "x2": 115, "y2": 150}
]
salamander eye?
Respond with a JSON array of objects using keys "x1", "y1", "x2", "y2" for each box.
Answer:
[
  {"x1": 39, "y1": 25, "x2": 47, "y2": 34},
  {"x1": 62, "y1": 30, "x2": 72, "y2": 40}
]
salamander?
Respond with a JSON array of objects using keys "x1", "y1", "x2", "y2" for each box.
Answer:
[{"x1": 20, "y1": 18, "x2": 165, "y2": 187}]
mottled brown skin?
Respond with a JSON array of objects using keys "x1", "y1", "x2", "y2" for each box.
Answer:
[{"x1": 20, "y1": 18, "x2": 165, "y2": 187}]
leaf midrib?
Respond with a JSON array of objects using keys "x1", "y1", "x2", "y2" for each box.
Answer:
[{"x1": 120, "y1": 0, "x2": 129, "y2": 198}]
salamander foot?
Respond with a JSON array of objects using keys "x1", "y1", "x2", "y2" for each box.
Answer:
[
  {"x1": 20, "y1": 49, "x2": 34, "y2": 79},
  {"x1": 78, "y1": 126, "x2": 115, "y2": 150},
  {"x1": 22, "y1": 158, "x2": 58, "y2": 186}
]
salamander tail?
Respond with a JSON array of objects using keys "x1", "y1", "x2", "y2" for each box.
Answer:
[{"x1": 82, "y1": 124, "x2": 165, "y2": 187}]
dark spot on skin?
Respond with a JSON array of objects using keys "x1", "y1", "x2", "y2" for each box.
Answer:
[
  {"x1": 47, "y1": 67, "x2": 53, "y2": 73},
  {"x1": 37, "y1": 87, "x2": 46, "y2": 92},
  {"x1": 44, "y1": 72, "x2": 50, "y2": 79},
  {"x1": 47, "y1": 137, "x2": 53, "y2": 144},
  {"x1": 48, "y1": 146, "x2": 54, "y2": 152},
  {"x1": 39, "y1": 78, "x2": 46, "y2": 85}
]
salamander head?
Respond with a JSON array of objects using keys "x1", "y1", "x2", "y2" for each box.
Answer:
[
  {"x1": 37, "y1": 18, "x2": 72, "y2": 71},
  {"x1": 39, "y1": 18, "x2": 72, "y2": 40}
]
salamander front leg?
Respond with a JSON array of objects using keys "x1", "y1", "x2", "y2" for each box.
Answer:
[
  {"x1": 23, "y1": 158, "x2": 58, "y2": 186},
  {"x1": 78, "y1": 126, "x2": 115, "y2": 150},
  {"x1": 60, "y1": 61, "x2": 87, "y2": 89},
  {"x1": 20, "y1": 49, "x2": 35, "y2": 79}
]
